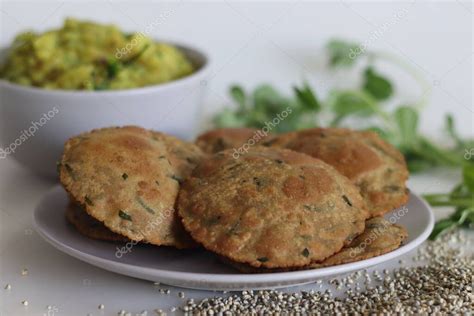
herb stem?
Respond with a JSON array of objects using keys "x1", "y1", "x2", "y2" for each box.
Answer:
[
  {"x1": 336, "y1": 89, "x2": 394, "y2": 129},
  {"x1": 371, "y1": 51, "x2": 431, "y2": 111},
  {"x1": 423, "y1": 197, "x2": 473, "y2": 208},
  {"x1": 423, "y1": 191, "x2": 471, "y2": 200},
  {"x1": 411, "y1": 138, "x2": 462, "y2": 167}
]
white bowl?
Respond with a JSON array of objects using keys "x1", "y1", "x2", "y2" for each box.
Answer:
[{"x1": 0, "y1": 43, "x2": 210, "y2": 179}]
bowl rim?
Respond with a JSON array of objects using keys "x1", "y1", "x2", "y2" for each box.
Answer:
[{"x1": 0, "y1": 40, "x2": 211, "y2": 96}]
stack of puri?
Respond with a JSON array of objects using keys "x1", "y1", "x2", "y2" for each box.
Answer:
[
  {"x1": 59, "y1": 126, "x2": 204, "y2": 249},
  {"x1": 191, "y1": 127, "x2": 408, "y2": 272},
  {"x1": 58, "y1": 125, "x2": 409, "y2": 272}
]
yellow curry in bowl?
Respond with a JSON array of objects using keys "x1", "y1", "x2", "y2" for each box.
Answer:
[{"x1": 0, "y1": 18, "x2": 195, "y2": 90}]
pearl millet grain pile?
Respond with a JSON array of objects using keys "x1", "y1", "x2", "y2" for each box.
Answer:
[{"x1": 181, "y1": 230, "x2": 473, "y2": 315}]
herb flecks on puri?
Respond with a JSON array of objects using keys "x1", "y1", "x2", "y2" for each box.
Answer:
[{"x1": 118, "y1": 210, "x2": 132, "y2": 221}]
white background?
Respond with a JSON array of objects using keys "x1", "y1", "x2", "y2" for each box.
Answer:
[{"x1": 0, "y1": 1, "x2": 472, "y2": 315}]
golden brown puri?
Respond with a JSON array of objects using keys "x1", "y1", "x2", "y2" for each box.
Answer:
[
  {"x1": 59, "y1": 126, "x2": 199, "y2": 248},
  {"x1": 195, "y1": 128, "x2": 272, "y2": 154},
  {"x1": 66, "y1": 200, "x2": 129, "y2": 242},
  {"x1": 265, "y1": 128, "x2": 409, "y2": 217},
  {"x1": 224, "y1": 217, "x2": 408, "y2": 273},
  {"x1": 152, "y1": 131, "x2": 205, "y2": 180},
  {"x1": 309, "y1": 217, "x2": 407, "y2": 268},
  {"x1": 178, "y1": 147, "x2": 369, "y2": 269}
]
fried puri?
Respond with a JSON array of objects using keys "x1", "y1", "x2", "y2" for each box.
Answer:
[
  {"x1": 195, "y1": 128, "x2": 271, "y2": 154},
  {"x1": 224, "y1": 217, "x2": 408, "y2": 273},
  {"x1": 264, "y1": 128, "x2": 409, "y2": 217},
  {"x1": 59, "y1": 126, "x2": 202, "y2": 248},
  {"x1": 178, "y1": 147, "x2": 369, "y2": 269},
  {"x1": 310, "y1": 217, "x2": 407, "y2": 267},
  {"x1": 66, "y1": 200, "x2": 129, "y2": 242}
]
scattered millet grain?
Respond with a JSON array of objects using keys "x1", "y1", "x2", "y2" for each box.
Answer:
[{"x1": 180, "y1": 230, "x2": 473, "y2": 314}]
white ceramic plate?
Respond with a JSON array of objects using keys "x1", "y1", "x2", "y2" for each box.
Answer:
[{"x1": 34, "y1": 185, "x2": 434, "y2": 291}]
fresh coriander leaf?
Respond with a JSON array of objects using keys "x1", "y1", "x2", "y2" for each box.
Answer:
[
  {"x1": 326, "y1": 39, "x2": 361, "y2": 67},
  {"x1": 294, "y1": 82, "x2": 320, "y2": 112},
  {"x1": 249, "y1": 85, "x2": 292, "y2": 128},
  {"x1": 230, "y1": 85, "x2": 246, "y2": 109},
  {"x1": 272, "y1": 104, "x2": 317, "y2": 132},
  {"x1": 329, "y1": 90, "x2": 377, "y2": 124},
  {"x1": 213, "y1": 108, "x2": 247, "y2": 128},
  {"x1": 394, "y1": 106, "x2": 418, "y2": 149},
  {"x1": 253, "y1": 84, "x2": 285, "y2": 109},
  {"x1": 363, "y1": 67, "x2": 393, "y2": 100}
]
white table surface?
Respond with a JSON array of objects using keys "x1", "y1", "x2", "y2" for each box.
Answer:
[{"x1": 0, "y1": 156, "x2": 462, "y2": 316}]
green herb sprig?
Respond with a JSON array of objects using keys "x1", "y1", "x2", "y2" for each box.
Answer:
[
  {"x1": 424, "y1": 165, "x2": 474, "y2": 239},
  {"x1": 214, "y1": 83, "x2": 321, "y2": 133},
  {"x1": 213, "y1": 38, "x2": 473, "y2": 238}
]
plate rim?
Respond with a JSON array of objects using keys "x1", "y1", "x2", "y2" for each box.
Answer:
[{"x1": 33, "y1": 185, "x2": 434, "y2": 288}]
